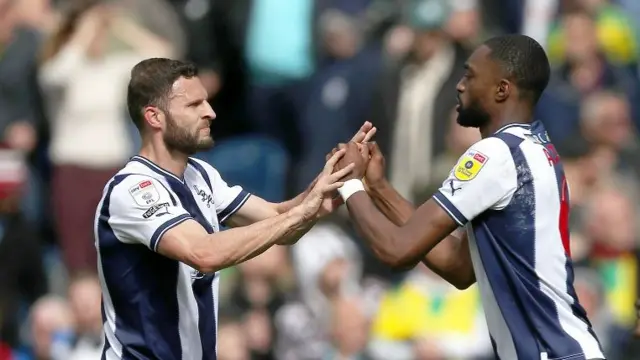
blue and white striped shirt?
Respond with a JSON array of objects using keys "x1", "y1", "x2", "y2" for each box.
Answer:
[
  {"x1": 433, "y1": 121, "x2": 604, "y2": 360},
  {"x1": 94, "y1": 156, "x2": 250, "y2": 360}
]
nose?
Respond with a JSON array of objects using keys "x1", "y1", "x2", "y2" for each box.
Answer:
[
  {"x1": 203, "y1": 100, "x2": 216, "y2": 121},
  {"x1": 456, "y1": 79, "x2": 465, "y2": 93}
]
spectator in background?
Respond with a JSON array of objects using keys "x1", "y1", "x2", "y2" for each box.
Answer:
[
  {"x1": 547, "y1": 0, "x2": 639, "y2": 67},
  {"x1": 367, "y1": 262, "x2": 492, "y2": 360},
  {"x1": 0, "y1": 0, "x2": 41, "y2": 155},
  {"x1": 576, "y1": 91, "x2": 640, "y2": 183},
  {"x1": 370, "y1": 0, "x2": 469, "y2": 202},
  {"x1": 21, "y1": 295, "x2": 74, "y2": 360},
  {"x1": 0, "y1": 146, "x2": 47, "y2": 351},
  {"x1": 573, "y1": 267, "x2": 613, "y2": 353},
  {"x1": 535, "y1": 8, "x2": 640, "y2": 143},
  {"x1": 217, "y1": 318, "x2": 251, "y2": 360},
  {"x1": 0, "y1": 0, "x2": 47, "y2": 227},
  {"x1": 295, "y1": 8, "x2": 382, "y2": 193},
  {"x1": 444, "y1": 0, "x2": 480, "y2": 44},
  {"x1": 244, "y1": 0, "x2": 317, "y2": 161},
  {"x1": 37, "y1": 0, "x2": 173, "y2": 274},
  {"x1": 583, "y1": 187, "x2": 640, "y2": 358},
  {"x1": 66, "y1": 272, "x2": 102, "y2": 360},
  {"x1": 324, "y1": 296, "x2": 370, "y2": 360},
  {"x1": 225, "y1": 246, "x2": 291, "y2": 359}
]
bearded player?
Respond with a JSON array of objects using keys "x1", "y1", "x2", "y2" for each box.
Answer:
[
  {"x1": 332, "y1": 35, "x2": 605, "y2": 360},
  {"x1": 94, "y1": 58, "x2": 374, "y2": 359}
]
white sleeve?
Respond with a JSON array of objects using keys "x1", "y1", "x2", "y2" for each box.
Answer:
[
  {"x1": 432, "y1": 137, "x2": 518, "y2": 226},
  {"x1": 191, "y1": 159, "x2": 252, "y2": 223},
  {"x1": 107, "y1": 175, "x2": 192, "y2": 251}
]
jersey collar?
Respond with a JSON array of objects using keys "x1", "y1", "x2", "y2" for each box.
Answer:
[
  {"x1": 495, "y1": 123, "x2": 532, "y2": 134},
  {"x1": 130, "y1": 155, "x2": 186, "y2": 184}
]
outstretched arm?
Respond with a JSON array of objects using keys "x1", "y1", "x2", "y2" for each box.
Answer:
[
  {"x1": 336, "y1": 138, "x2": 517, "y2": 279},
  {"x1": 345, "y1": 191, "x2": 459, "y2": 269},
  {"x1": 366, "y1": 177, "x2": 475, "y2": 289}
]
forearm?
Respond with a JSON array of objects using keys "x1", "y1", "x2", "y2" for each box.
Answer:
[
  {"x1": 111, "y1": 16, "x2": 173, "y2": 57},
  {"x1": 353, "y1": 184, "x2": 474, "y2": 284},
  {"x1": 368, "y1": 179, "x2": 414, "y2": 226},
  {"x1": 281, "y1": 219, "x2": 318, "y2": 244},
  {"x1": 345, "y1": 192, "x2": 415, "y2": 268},
  {"x1": 195, "y1": 207, "x2": 308, "y2": 272},
  {"x1": 421, "y1": 233, "x2": 476, "y2": 289}
]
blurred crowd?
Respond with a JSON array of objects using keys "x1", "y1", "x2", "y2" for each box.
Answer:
[{"x1": 0, "y1": 0, "x2": 640, "y2": 359}]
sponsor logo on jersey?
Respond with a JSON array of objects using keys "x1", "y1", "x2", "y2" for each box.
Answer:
[
  {"x1": 193, "y1": 185, "x2": 214, "y2": 208},
  {"x1": 454, "y1": 150, "x2": 489, "y2": 181},
  {"x1": 129, "y1": 180, "x2": 160, "y2": 206},
  {"x1": 142, "y1": 202, "x2": 171, "y2": 218}
]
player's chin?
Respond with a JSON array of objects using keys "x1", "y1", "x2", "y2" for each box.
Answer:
[
  {"x1": 197, "y1": 136, "x2": 215, "y2": 150},
  {"x1": 456, "y1": 115, "x2": 475, "y2": 128}
]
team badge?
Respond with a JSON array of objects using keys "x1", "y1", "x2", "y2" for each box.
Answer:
[
  {"x1": 129, "y1": 180, "x2": 160, "y2": 206},
  {"x1": 453, "y1": 150, "x2": 488, "y2": 181}
]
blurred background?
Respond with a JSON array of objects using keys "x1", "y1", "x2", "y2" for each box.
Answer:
[{"x1": 0, "y1": 0, "x2": 639, "y2": 358}]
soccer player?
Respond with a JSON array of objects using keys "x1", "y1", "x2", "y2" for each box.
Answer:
[
  {"x1": 94, "y1": 58, "x2": 373, "y2": 359},
  {"x1": 331, "y1": 35, "x2": 606, "y2": 360}
]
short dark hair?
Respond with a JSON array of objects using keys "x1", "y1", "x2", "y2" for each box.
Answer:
[
  {"x1": 126, "y1": 58, "x2": 199, "y2": 130},
  {"x1": 483, "y1": 34, "x2": 550, "y2": 104}
]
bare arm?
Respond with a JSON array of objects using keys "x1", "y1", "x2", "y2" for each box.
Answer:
[
  {"x1": 367, "y1": 179, "x2": 475, "y2": 289},
  {"x1": 224, "y1": 195, "x2": 319, "y2": 246},
  {"x1": 156, "y1": 149, "x2": 352, "y2": 272},
  {"x1": 110, "y1": 15, "x2": 174, "y2": 58},
  {"x1": 39, "y1": 9, "x2": 107, "y2": 87},
  {"x1": 340, "y1": 137, "x2": 517, "y2": 287},
  {"x1": 158, "y1": 207, "x2": 308, "y2": 273}
]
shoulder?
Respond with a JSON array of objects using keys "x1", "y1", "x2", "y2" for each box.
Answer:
[
  {"x1": 104, "y1": 172, "x2": 171, "y2": 209},
  {"x1": 465, "y1": 137, "x2": 513, "y2": 163},
  {"x1": 451, "y1": 138, "x2": 514, "y2": 182},
  {"x1": 188, "y1": 157, "x2": 222, "y2": 178}
]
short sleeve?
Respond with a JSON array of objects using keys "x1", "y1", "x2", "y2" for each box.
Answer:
[
  {"x1": 190, "y1": 158, "x2": 251, "y2": 223},
  {"x1": 432, "y1": 137, "x2": 518, "y2": 226},
  {"x1": 106, "y1": 175, "x2": 192, "y2": 251}
]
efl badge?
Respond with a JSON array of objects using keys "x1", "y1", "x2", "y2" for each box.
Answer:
[
  {"x1": 454, "y1": 150, "x2": 488, "y2": 181},
  {"x1": 129, "y1": 179, "x2": 160, "y2": 206}
]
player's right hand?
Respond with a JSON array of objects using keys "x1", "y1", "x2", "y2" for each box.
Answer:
[
  {"x1": 299, "y1": 149, "x2": 355, "y2": 221},
  {"x1": 363, "y1": 142, "x2": 387, "y2": 189}
]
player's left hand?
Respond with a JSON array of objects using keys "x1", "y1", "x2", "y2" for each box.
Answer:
[{"x1": 299, "y1": 149, "x2": 355, "y2": 221}]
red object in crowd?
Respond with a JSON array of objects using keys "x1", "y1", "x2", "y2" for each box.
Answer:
[
  {"x1": 0, "y1": 342, "x2": 13, "y2": 360},
  {"x1": 0, "y1": 143, "x2": 26, "y2": 200}
]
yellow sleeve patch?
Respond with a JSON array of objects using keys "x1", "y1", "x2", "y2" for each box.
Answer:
[{"x1": 453, "y1": 150, "x2": 489, "y2": 181}]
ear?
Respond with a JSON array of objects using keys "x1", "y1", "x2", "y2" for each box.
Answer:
[
  {"x1": 143, "y1": 106, "x2": 163, "y2": 130},
  {"x1": 496, "y1": 79, "x2": 510, "y2": 102}
]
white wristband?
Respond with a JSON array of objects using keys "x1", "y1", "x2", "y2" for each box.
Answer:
[{"x1": 338, "y1": 179, "x2": 365, "y2": 202}]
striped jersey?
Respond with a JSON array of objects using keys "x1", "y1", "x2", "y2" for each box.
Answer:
[
  {"x1": 433, "y1": 121, "x2": 605, "y2": 360},
  {"x1": 94, "y1": 155, "x2": 251, "y2": 360}
]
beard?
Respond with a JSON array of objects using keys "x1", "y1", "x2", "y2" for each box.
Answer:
[
  {"x1": 456, "y1": 99, "x2": 491, "y2": 128},
  {"x1": 163, "y1": 113, "x2": 214, "y2": 155}
]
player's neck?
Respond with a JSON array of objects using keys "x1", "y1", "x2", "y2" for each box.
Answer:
[
  {"x1": 138, "y1": 142, "x2": 189, "y2": 179},
  {"x1": 480, "y1": 105, "x2": 533, "y2": 138}
]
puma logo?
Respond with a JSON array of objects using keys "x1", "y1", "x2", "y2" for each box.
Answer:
[{"x1": 449, "y1": 180, "x2": 462, "y2": 196}]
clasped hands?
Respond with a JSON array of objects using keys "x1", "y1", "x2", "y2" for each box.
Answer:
[{"x1": 297, "y1": 122, "x2": 388, "y2": 222}]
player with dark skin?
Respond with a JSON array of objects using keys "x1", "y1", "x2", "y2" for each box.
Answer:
[{"x1": 328, "y1": 39, "x2": 544, "y2": 290}]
